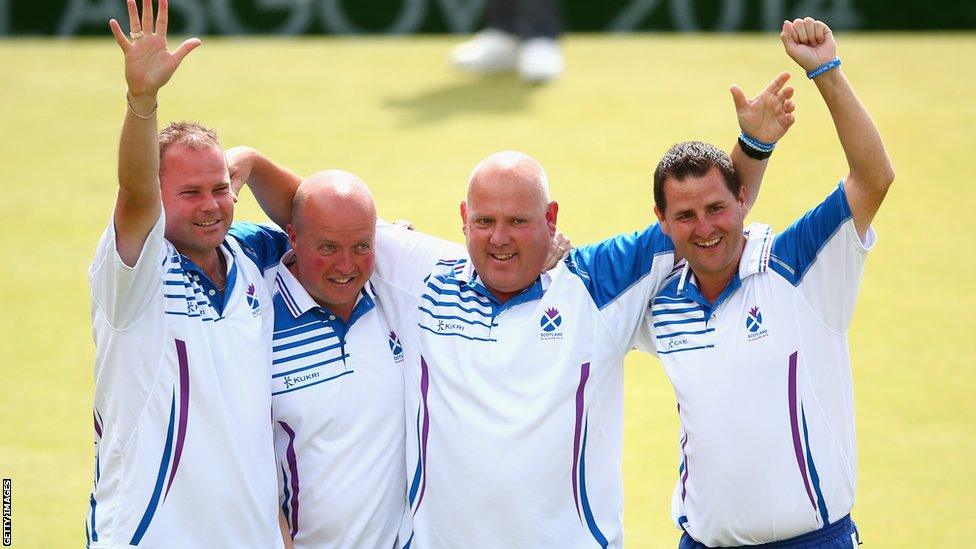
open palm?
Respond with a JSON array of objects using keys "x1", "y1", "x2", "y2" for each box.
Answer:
[
  {"x1": 731, "y1": 71, "x2": 796, "y2": 144},
  {"x1": 109, "y1": 0, "x2": 200, "y2": 96}
]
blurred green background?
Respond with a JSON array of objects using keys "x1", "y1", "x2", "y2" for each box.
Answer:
[{"x1": 0, "y1": 33, "x2": 974, "y2": 546}]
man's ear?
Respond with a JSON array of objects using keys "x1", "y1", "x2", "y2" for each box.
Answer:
[
  {"x1": 654, "y1": 205, "x2": 670, "y2": 235},
  {"x1": 460, "y1": 201, "x2": 468, "y2": 236},
  {"x1": 545, "y1": 201, "x2": 559, "y2": 234},
  {"x1": 286, "y1": 223, "x2": 298, "y2": 247}
]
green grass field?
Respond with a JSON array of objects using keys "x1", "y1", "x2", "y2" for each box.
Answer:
[{"x1": 1, "y1": 33, "x2": 974, "y2": 547}]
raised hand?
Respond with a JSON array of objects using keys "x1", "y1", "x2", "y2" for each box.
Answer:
[
  {"x1": 108, "y1": 0, "x2": 201, "y2": 98},
  {"x1": 781, "y1": 18, "x2": 836, "y2": 72},
  {"x1": 730, "y1": 71, "x2": 796, "y2": 144}
]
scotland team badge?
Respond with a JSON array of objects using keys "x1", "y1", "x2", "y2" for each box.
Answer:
[
  {"x1": 540, "y1": 307, "x2": 564, "y2": 340},
  {"x1": 388, "y1": 331, "x2": 405, "y2": 363},
  {"x1": 746, "y1": 306, "x2": 768, "y2": 341},
  {"x1": 246, "y1": 284, "x2": 260, "y2": 316}
]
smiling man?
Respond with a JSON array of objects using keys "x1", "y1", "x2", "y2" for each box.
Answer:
[
  {"x1": 639, "y1": 18, "x2": 894, "y2": 548},
  {"x1": 269, "y1": 171, "x2": 427, "y2": 548},
  {"x1": 87, "y1": 0, "x2": 292, "y2": 545}
]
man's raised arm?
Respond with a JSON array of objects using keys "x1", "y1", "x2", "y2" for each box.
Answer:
[
  {"x1": 108, "y1": 0, "x2": 200, "y2": 265},
  {"x1": 729, "y1": 71, "x2": 797, "y2": 212},
  {"x1": 782, "y1": 17, "x2": 895, "y2": 238}
]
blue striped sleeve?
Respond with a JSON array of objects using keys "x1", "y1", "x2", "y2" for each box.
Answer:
[
  {"x1": 769, "y1": 183, "x2": 853, "y2": 286},
  {"x1": 228, "y1": 222, "x2": 290, "y2": 272},
  {"x1": 567, "y1": 223, "x2": 674, "y2": 309}
]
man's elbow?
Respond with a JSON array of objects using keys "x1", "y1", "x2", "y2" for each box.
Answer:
[{"x1": 876, "y1": 159, "x2": 896, "y2": 192}]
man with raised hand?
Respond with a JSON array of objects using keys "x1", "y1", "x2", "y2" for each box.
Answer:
[
  {"x1": 365, "y1": 79, "x2": 795, "y2": 547},
  {"x1": 640, "y1": 18, "x2": 894, "y2": 548},
  {"x1": 87, "y1": 0, "x2": 293, "y2": 545}
]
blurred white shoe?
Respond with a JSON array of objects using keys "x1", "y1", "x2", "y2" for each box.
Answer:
[
  {"x1": 518, "y1": 38, "x2": 564, "y2": 83},
  {"x1": 451, "y1": 29, "x2": 519, "y2": 73}
]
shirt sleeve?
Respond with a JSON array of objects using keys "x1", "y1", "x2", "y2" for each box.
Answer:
[
  {"x1": 228, "y1": 222, "x2": 291, "y2": 274},
  {"x1": 630, "y1": 310, "x2": 659, "y2": 358},
  {"x1": 567, "y1": 223, "x2": 676, "y2": 352},
  {"x1": 89, "y1": 212, "x2": 168, "y2": 330},
  {"x1": 371, "y1": 221, "x2": 467, "y2": 336},
  {"x1": 769, "y1": 183, "x2": 876, "y2": 333}
]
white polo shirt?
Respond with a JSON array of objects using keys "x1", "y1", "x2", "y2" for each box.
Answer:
[
  {"x1": 87, "y1": 215, "x2": 288, "y2": 548},
  {"x1": 269, "y1": 253, "x2": 411, "y2": 549},
  {"x1": 373, "y1": 223, "x2": 675, "y2": 548},
  {"x1": 638, "y1": 184, "x2": 874, "y2": 547}
]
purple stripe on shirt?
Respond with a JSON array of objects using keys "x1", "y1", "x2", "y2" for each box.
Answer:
[
  {"x1": 680, "y1": 433, "x2": 690, "y2": 501},
  {"x1": 572, "y1": 362, "x2": 591, "y2": 522},
  {"x1": 93, "y1": 409, "x2": 102, "y2": 438},
  {"x1": 788, "y1": 351, "x2": 817, "y2": 511},
  {"x1": 279, "y1": 421, "x2": 301, "y2": 537},
  {"x1": 165, "y1": 339, "x2": 190, "y2": 499},
  {"x1": 414, "y1": 357, "x2": 431, "y2": 515}
]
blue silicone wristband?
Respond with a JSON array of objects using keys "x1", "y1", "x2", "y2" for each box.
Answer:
[
  {"x1": 807, "y1": 58, "x2": 841, "y2": 79},
  {"x1": 739, "y1": 132, "x2": 776, "y2": 153}
]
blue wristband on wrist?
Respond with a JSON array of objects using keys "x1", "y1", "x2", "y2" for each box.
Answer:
[
  {"x1": 739, "y1": 132, "x2": 776, "y2": 153},
  {"x1": 807, "y1": 57, "x2": 841, "y2": 79}
]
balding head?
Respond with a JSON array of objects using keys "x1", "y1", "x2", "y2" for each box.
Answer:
[
  {"x1": 286, "y1": 170, "x2": 377, "y2": 321},
  {"x1": 467, "y1": 151, "x2": 550, "y2": 212},
  {"x1": 292, "y1": 170, "x2": 377, "y2": 231},
  {"x1": 460, "y1": 151, "x2": 558, "y2": 303}
]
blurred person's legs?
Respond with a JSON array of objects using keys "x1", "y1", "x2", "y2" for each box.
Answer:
[{"x1": 452, "y1": 0, "x2": 564, "y2": 82}]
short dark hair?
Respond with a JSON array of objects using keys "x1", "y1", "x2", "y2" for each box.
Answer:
[
  {"x1": 653, "y1": 141, "x2": 739, "y2": 213},
  {"x1": 158, "y1": 121, "x2": 221, "y2": 163}
]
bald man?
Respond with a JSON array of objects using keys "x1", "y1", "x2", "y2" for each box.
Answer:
[
  {"x1": 364, "y1": 150, "x2": 680, "y2": 547},
  {"x1": 268, "y1": 171, "x2": 425, "y2": 549}
]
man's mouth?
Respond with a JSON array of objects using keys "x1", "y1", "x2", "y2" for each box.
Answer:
[
  {"x1": 694, "y1": 236, "x2": 722, "y2": 249},
  {"x1": 489, "y1": 253, "x2": 515, "y2": 261},
  {"x1": 194, "y1": 220, "x2": 220, "y2": 227},
  {"x1": 329, "y1": 276, "x2": 355, "y2": 286}
]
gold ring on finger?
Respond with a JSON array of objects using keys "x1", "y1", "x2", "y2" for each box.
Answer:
[{"x1": 130, "y1": 30, "x2": 144, "y2": 39}]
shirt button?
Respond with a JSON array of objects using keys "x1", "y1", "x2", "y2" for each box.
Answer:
[
  {"x1": 329, "y1": 315, "x2": 336, "y2": 321},
  {"x1": 208, "y1": 289, "x2": 216, "y2": 296}
]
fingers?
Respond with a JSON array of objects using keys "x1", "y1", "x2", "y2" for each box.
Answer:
[
  {"x1": 763, "y1": 71, "x2": 791, "y2": 95},
  {"x1": 172, "y1": 38, "x2": 202, "y2": 64},
  {"x1": 777, "y1": 85, "x2": 795, "y2": 101},
  {"x1": 156, "y1": 0, "x2": 168, "y2": 36},
  {"x1": 108, "y1": 19, "x2": 130, "y2": 51},
  {"x1": 794, "y1": 18, "x2": 810, "y2": 43},
  {"x1": 814, "y1": 20, "x2": 827, "y2": 43},
  {"x1": 783, "y1": 98, "x2": 795, "y2": 113},
  {"x1": 126, "y1": 0, "x2": 141, "y2": 34},
  {"x1": 729, "y1": 85, "x2": 747, "y2": 110},
  {"x1": 141, "y1": 0, "x2": 153, "y2": 36}
]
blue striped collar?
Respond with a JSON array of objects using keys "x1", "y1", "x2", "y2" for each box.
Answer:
[
  {"x1": 672, "y1": 223, "x2": 772, "y2": 311},
  {"x1": 273, "y1": 252, "x2": 376, "y2": 324},
  {"x1": 458, "y1": 259, "x2": 552, "y2": 309},
  {"x1": 740, "y1": 222, "x2": 773, "y2": 277},
  {"x1": 177, "y1": 242, "x2": 238, "y2": 314}
]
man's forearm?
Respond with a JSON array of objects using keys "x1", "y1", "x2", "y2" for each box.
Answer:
[
  {"x1": 815, "y1": 69, "x2": 894, "y2": 193},
  {"x1": 113, "y1": 92, "x2": 163, "y2": 265}
]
